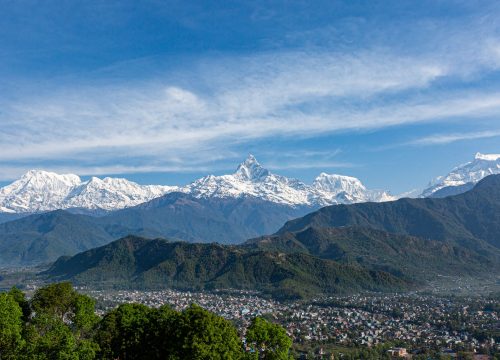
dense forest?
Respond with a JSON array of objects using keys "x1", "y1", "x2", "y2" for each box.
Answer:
[{"x1": 0, "y1": 283, "x2": 292, "y2": 359}]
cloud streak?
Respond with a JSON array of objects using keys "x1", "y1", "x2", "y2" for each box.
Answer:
[
  {"x1": 409, "y1": 129, "x2": 500, "y2": 145},
  {"x1": 2, "y1": 19, "x2": 500, "y2": 180}
]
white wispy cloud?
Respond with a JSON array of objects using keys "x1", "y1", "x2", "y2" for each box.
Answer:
[
  {"x1": 409, "y1": 129, "x2": 500, "y2": 145},
  {"x1": 2, "y1": 23, "x2": 500, "y2": 179}
]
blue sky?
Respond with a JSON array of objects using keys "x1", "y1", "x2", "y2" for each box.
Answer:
[{"x1": 1, "y1": 0, "x2": 500, "y2": 193}]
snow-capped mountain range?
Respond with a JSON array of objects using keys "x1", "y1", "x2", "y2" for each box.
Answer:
[
  {"x1": 0, "y1": 155, "x2": 394, "y2": 214},
  {"x1": 421, "y1": 152, "x2": 500, "y2": 197},
  {"x1": 0, "y1": 170, "x2": 177, "y2": 213},
  {"x1": 184, "y1": 155, "x2": 394, "y2": 207},
  {"x1": 1, "y1": 152, "x2": 498, "y2": 214}
]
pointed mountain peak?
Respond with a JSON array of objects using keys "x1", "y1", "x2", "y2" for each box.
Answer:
[
  {"x1": 242, "y1": 154, "x2": 259, "y2": 166},
  {"x1": 234, "y1": 154, "x2": 270, "y2": 181}
]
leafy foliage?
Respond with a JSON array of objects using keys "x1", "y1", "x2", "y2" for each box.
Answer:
[
  {"x1": 0, "y1": 293, "x2": 24, "y2": 359},
  {"x1": 96, "y1": 303, "x2": 153, "y2": 359},
  {"x1": 0, "y1": 283, "x2": 292, "y2": 359},
  {"x1": 7, "y1": 287, "x2": 30, "y2": 321},
  {"x1": 246, "y1": 317, "x2": 292, "y2": 359},
  {"x1": 173, "y1": 304, "x2": 244, "y2": 359}
]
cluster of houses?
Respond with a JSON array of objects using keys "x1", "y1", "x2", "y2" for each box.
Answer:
[{"x1": 83, "y1": 289, "x2": 499, "y2": 358}]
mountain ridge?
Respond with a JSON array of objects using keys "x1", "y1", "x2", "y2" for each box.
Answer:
[
  {"x1": 279, "y1": 174, "x2": 500, "y2": 252},
  {"x1": 18, "y1": 175, "x2": 500, "y2": 298},
  {"x1": 246, "y1": 226, "x2": 497, "y2": 279},
  {"x1": 2, "y1": 152, "x2": 500, "y2": 214},
  {"x1": 2, "y1": 174, "x2": 500, "y2": 266}
]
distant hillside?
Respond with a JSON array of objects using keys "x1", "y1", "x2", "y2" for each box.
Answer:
[
  {"x1": 246, "y1": 226, "x2": 497, "y2": 279},
  {"x1": 279, "y1": 175, "x2": 500, "y2": 252},
  {"x1": 428, "y1": 182, "x2": 475, "y2": 198},
  {"x1": 45, "y1": 236, "x2": 409, "y2": 299},
  {"x1": 0, "y1": 212, "x2": 26, "y2": 224},
  {"x1": 100, "y1": 192, "x2": 312, "y2": 243},
  {"x1": 0, "y1": 193, "x2": 312, "y2": 266},
  {"x1": 0, "y1": 210, "x2": 113, "y2": 265}
]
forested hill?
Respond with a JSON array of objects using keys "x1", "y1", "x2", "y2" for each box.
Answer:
[
  {"x1": 246, "y1": 226, "x2": 498, "y2": 279},
  {"x1": 45, "y1": 236, "x2": 408, "y2": 300},
  {"x1": 278, "y1": 174, "x2": 500, "y2": 251}
]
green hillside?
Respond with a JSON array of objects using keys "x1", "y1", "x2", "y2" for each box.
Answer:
[
  {"x1": 247, "y1": 226, "x2": 497, "y2": 279},
  {"x1": 46, "y1": 236, "x2": 409, "y2": 299},
  {"x1": 279, "y1": 175, "x2": 500, "y2": 252},
  {"x1": 0, "y1": 210, "x2": 113, "y2": 265}
]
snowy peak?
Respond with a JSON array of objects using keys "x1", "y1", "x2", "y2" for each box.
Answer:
[
  {"x1": 0, "y1": 170, "x2": 82, "y2": 212},
  {"x1": 0, "y1": 156, "x2": 396, "y2": 213},
  {"x1": 184, "y1": 158, "x2": 394, "y2": 207},
  {"x1": 18, "y1": 170, "x2": 81, "y2": 189},
  {"x1": 422, "y1": 152, "x2": 500, "y2": 197},
  {"x1": 311, "y1": 173, "x2": 394, "y2": 204},
  {"x1": 234, "y1": 154, "x2": 270, "y2": 181},
  {"x1": 313, "y1": 173, "x2": 366, "y2": 194},
  {"x1": 475, "y1": 152, "x2": 500, "y2": 161},
  {"x1": 0, "y1": 170, "x2": 177, "y2": 213}
]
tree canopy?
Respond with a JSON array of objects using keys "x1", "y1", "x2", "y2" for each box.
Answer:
[
  {"x1": 0, "y1": 283, "x2": 292, "y2": 359},
  {"x1": 246, "y1": 317, "x2": 292, "y2": 360}
]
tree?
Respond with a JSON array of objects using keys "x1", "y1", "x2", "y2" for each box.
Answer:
[
  {"x1": 1, "y1": 283, "x2": 297, "y2": 359},
  {"x1": 174, "y1": 304, "x2": 245, "y2": 360},
  {"x1": 73, "y1": 294, "x2": 99, "y2": 337},
  {"x1": 24, "y1": 313, "x2": 78, "y2": 360},
  {"x1": 31, "y1": 282, "x2": 98, "y2": 335},
  {"x1": 26, "y1": 283, "x2": 99, "y2": 360},
  {"x1": 7, "y1": 287, "x2": 31, "y2": 322},
  {"x1": 0, "y1": 293, "x2": 24, "y2": 359},
  {"x1": 143, "y1": 305, "x2": 179, "y2": 359},
  {"x1": 95, "y1": 303, "x2": 152, "y2": 360},
  {"x1": 245, "y1": 317, "x2": 292, "y2": 360},
  {"x1": 31, "y1": 282, "x2": 78, "y2": 321}
]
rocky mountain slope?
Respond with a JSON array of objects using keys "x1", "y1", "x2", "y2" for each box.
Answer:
[
  {"x1": 2, "y1": 152, "x2": 499, "y2": 215},
  {"x1": 184, "y1": 155, "x2": 394, "y2": 207}
]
